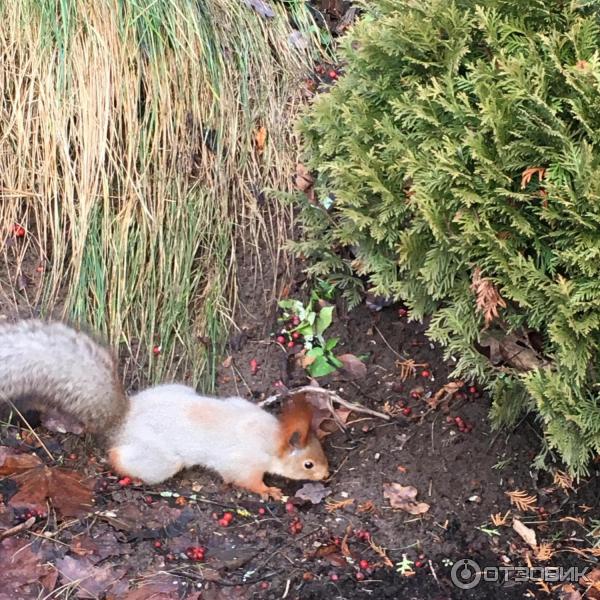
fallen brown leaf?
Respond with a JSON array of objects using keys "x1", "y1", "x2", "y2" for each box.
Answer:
[
  {"x1": 56, "y1": 555, "x2": 127, "y2": 599},
  {"x1": 337, "y1": 354, "x2": 367, "y2": 380},
  {"x1": 383, "y1": 483, "x2": 430, "y2": 515},
  {"x1": 580, "y1": 567, "x2": 600, "y2": 600},
  {"x1": 295, "y1": 482, "x2": 331, "y2": 504},
  {"x1": 427, "y1": 380, "x2": 464, "y2": 410},
  {"x1": 512, "y1": 518, "x2": 537, "y2": 549},
  {"x1": 12, "y1": 466, "x2": 94, "y2": 518},
  {"x1": 0, "y1": 447, "x2": 42, "y2": 476},
  {"x1": 480, "y1": 331, "x2": 547, "y2": 371}
]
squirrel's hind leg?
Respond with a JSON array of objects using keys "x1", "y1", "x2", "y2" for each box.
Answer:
[{"x1": 108, "y1": 444, "x2": 181, "y2": 485}]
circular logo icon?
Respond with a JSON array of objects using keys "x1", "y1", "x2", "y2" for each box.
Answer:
[{"x1": 451, "y1": 559, "x2": 481, "y2": 590}]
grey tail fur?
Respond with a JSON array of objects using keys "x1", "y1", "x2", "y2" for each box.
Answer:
[{"x1": 0, "y1": 319, "x2": 128, "y2": 436}]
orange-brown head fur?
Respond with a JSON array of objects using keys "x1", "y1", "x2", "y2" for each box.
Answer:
[{"x1": 275, "y1": 393, "x2": 329, "y2": 481}]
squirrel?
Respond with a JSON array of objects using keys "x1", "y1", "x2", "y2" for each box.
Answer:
[{"x1": 0, "y1": 319, "x2": 329, "y2": 500}]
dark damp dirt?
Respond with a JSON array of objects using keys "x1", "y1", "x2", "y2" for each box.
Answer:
[{"x1": 0, "y1": 251, "x2": 597, "y2": 600}]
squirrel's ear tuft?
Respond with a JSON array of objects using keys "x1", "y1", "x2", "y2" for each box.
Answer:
[{"x1": 278, "y1": 393, "x2": 313, "y2": 455}]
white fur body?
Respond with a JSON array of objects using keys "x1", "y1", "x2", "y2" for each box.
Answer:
[{"x1": 111, "y1": 385, "x2": 291, "y2": 485}]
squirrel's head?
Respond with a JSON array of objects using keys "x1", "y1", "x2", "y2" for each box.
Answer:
[{"x1": 275, "y1": 394, "x2": 329, "y2": 481}]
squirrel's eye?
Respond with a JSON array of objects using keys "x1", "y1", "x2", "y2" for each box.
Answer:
[{"x1": 304, "y1": 461, "x2": 314, "y2": 470}]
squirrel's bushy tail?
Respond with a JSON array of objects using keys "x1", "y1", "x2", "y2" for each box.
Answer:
[{"x1": 0, "y1": 320, "x2": 127, "y2": 433}]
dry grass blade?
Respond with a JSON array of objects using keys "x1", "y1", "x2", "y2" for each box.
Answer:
[
  {"x1": 0, "y1": 0, "x2": 323, "y2": 387},
  {"x1": 505, "y1": 490, "x2": 538, "y2": 513}
]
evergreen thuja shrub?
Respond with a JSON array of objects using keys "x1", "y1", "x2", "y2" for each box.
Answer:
[{"x1": 296, "y1": 0, "x2": 600, "y2": 475}]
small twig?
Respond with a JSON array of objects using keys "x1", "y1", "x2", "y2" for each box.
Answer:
[
  {"x1": 6, "y1": 400, "x2": 54, "y2": 461},
  {"x1": 428, "y1": 559, "x2": 441, "y2": 587},
  {"x1": 260, "y1": 386, "x2": 390, "y2": 421},
  {"x1": 373, "y1": 325, "x2": 406, "y2": 360},
  {"x1": 0, "y1": 516, "x2": 36, "y2": 541}
]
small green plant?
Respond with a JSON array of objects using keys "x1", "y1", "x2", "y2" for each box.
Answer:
[
  {"x1": 395, "y1": 554, "x2": 414, "y2": 576},
  {"x1": 277, "y1": 290, "x2": 342, "y2": 378}
]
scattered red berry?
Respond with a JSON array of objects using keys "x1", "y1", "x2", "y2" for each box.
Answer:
[
  {"x1": 218, "y1": 518, "x2": 229, "y2": 527},
  {"x1": 421, "y1": 369, "x2": 431, "y2": 378},
  {"x1": 415, "y1": 560, "x2": 424, "y2": 568},
  {"x1": 223, "y1": 512, "x2": 234, "y2": 523},
  {"x1": 468, "y1": 386, "x2": 477, "y2": 394},
  {"x1": 185, "y1": 546, "x2": 206, "y2": 561},
  {"x1": 258, "y1": 507, "x2": 266, "y2": 516},
  {"x1": 13, "y1": 224, "x2": 25, "y2": 237},
  {"x1": 289, "y1": 519, "x2": 303, "y2": 534},
  {"x1": 359, "y1": 559, "x2": 369, "y2": 570},
  {"x1": 118, "y1": 476, "x2": 132, "y2": 486},
  {"x1": 329, "y1": 573, "x2": 339, "y2": 582},
  {"x1": 328, "y1": 70, "x2": 338, "y2": 79},
  {"x1": 152, "y1": 345, "x2": 161, "y2": 355},
  {"x1": 260, "y1": 582, "x2": 270, "y2": 590},
  {"x1": 154, "y1": 540, "x2": 162, "y2": 548},
  {"x1": 292, "y1": 316, "x2": 300, "y2": 326},
  {"x1": 356, "y1": 571, "x2": 365, "y2": 581},
  {"x1": 292, "y1": 332, "x2": 300, "y2": 340},
  {"x1": 398, "y1": 307, "x2": 408, "y2": 317},
  {"x1": 410, "y1": 390, "x2": 421, "y2": 399},
  {"x1": 402, "y1": 407, "x2": 412, "y2": 416},
  {"x1": 287, "y1": 341, "x2": 295, "y2": 349},
  {"x1": 249, "y1": 358, "x2": 259, "y2": 375},
  {"x1": 285, "y1": 501, "x2": 296, "y2": 514},
  {"x1": 276, "y1": 335, "x2": 286, "y2": 344}
]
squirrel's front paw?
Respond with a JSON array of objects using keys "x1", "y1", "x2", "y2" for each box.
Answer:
[{"x1": 261, "y1": 486, "x2": 283, "y2": 501}]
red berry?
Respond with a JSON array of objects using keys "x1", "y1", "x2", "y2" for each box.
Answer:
[
  {"x1": 468, "y1": 386, "x2": 477, "y2": 394},
  {"x1": 285, "y1": 501, "x2": 296, "y2": 514},
  {"x1": 276, "y1": 335, "x2": 286, "y2": 344},
  {"x1": 13, "y1": 225, "x2": 25, "y2": 237},
  {"x1": 454, "y1": 416, "x2": 464, "y2": 426},
  {"x1": 398, "y1": 307, "x2": 408, "y2": 317},
  {"x1": 356, "y1": 571, "x2": 365, "y2": 581},
  {"x1": 218, "y1": 518, "x2": 229, "y2": 527},
  {"x1": 292, "y1": 316, "x2": 300, "y2": 326},
  {"x1": 152, "y1": 345, "x2": 161, "y2": 355},
  {"x1": 249, "y1": 358, "x2": 259, "y2": 375},
  {"x1": 292, "y1": 332, "x2": 300, "y2": 340},
  {"x1": 330, "y1": 573, "x2": 339, "y2": 582},
  {"x1": 329, "y1": 70, "x2": 338, "y2": 79},
  {"x1": 421, "y1": 369, "x2": 431, "y2": 378},
  {"x1": 359, "y1": 559, "x2": 369, "y2": 570},
  {"x1": 223, "y1": 511, "x2": 234, "y2": 523},
  {"x1": 258, "y1": 507, "x2": 266, "y2": 516},
  {"x1": 410, "y1": 390, "x2": 421, "y2": 399},
  {"x1": 287, "y1": 341, "x2": 295, "y2": 349},
  {"x1": 260, "y1": 582, "x2": 270, "y2": 590},
  {"x1": 415, "y1": 560, "x2": 424, "y2": 568},
  {"x1": 154, "y1": 540, "x2": 162, "y2": 548},
  {"x1": 402, "y1": 407, "x2": 412, "y2": 416},
  {"x1": 118, "y1": 476, "x2": 132, "y2": 486}
]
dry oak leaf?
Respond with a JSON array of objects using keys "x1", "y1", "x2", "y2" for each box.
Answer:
[
  {"x1": 0, "y1": 447, "x2": 42, "y2": 476},
  {"x1": 479, "y1": 331, "x2": 546, "y2": 371},
  {"x1": 471, "y1": 267, "x2": 506, "y2": 326},
  {"x1": 383, "y1": 482, "x2": 430, "y2": 515},
  {"x1": 12, "y1": 466, "x2": 94, "y2": 518},
  {"x1": 0, "y1": 538, "x2": 57, "y2": 599},
  {"x1": 337, "y1": 353, "x2": 367, "y2": 380}
]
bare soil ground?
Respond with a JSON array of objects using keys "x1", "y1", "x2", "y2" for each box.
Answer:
[{"x1": 0, "y1": 253, "x2": 597, "y2": 600}]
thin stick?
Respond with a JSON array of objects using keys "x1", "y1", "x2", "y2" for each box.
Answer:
[
  {"x1": 0, "y1": 516, "x2": 36, "y2": 541},
  {"x1": 260, "y1": 386, "x2": 390, "y2": 421},
  {"x1": 6, "y1": 400, "x2": 54, "y2": 461}
]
